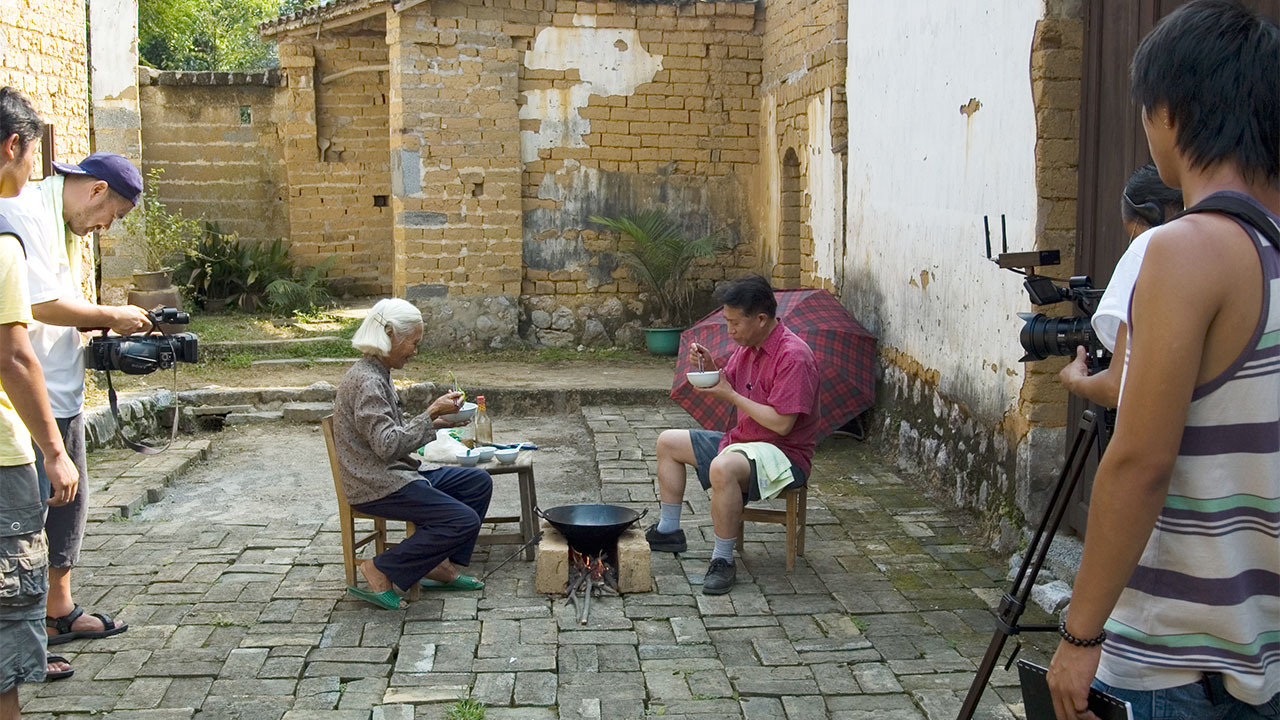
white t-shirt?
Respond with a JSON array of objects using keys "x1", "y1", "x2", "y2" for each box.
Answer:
[
  {"x1": 1091, "y1": 228, "x2": 1154, "y2": 354},
  {"x1": 0, "y1": 176, "x2": 86, "y2": 417}
]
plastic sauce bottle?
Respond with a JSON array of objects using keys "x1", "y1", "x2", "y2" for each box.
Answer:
[{"x1": 474, "y1": 395, "x2": 493, "y2": 447}]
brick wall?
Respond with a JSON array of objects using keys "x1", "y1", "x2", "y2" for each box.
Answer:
[
  {"x1": 138, "y1": 70, "x2": 289, "y2": 249},
  {"x1": 515, "y1": 0, "x2": 762, "y2": 346},
  {"x1": 279, "y1": 19, "x2": 393, "y2": 297},
  {"x1": 1015, "y1": 12, "x2": 1085, "y2": 500},
  {"x1": 0, "y1": 0, "x2": 91, "y2": 167},
  {"x1": 1, "y1": 0, "x2": 91, "y2": 295},
  {"x1": 757, "y1": 0, "x2": 846, "y2": 291}
]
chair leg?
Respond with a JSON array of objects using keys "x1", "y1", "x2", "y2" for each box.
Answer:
[
  {"x1": 340, "y1": 516, "x2": 357, "y2": 588},
  {"x1": 796, "y1": 490, "x2": 807, "y2": 557},
  {"x1": 784, "y1": 491, "x2": 798, "y2": 573},
  {"x1": 374, "y1": 518, "x2": 387, "y2": 555}
]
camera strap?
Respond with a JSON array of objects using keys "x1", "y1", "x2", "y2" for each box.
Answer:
[
  {"x1": 102, "y1": 340, "x2": 183, "y2": 456},
  {"x1": 1177, "y1": 195, "x2": 1280, "y2": 249},
  {"x1": 0, "y1": 216, "x2": 26, "y2": 256}
]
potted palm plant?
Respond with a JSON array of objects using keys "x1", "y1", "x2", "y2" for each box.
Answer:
[{"x1": 590, "y1": 211, "x2": 718, "y2": 355}]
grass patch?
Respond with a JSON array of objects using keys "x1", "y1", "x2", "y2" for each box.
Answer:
[
  {"x1": 850, "y1": 615, "x2": 869, "y2": 633},
  {"x1": 187, "y1": 311, "x2": 360, "y2": 343},
  {"x1": 444, "y1": 699, "x2": 486, "y2": 720}
]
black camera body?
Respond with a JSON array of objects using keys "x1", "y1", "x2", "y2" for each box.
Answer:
[
  {"x1": 988, "y1": 241, "x2": 1108, "y2": 364},
  {"x1": 84, "y1": 308, "x2": 199, "y2": 375},
  {"x1": 1017, "y1": 274, "x2": 1106, "y2": 363}
]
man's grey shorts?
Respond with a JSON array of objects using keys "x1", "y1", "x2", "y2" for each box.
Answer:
[
  {"x1": 34, "y1": 413, "x2": 88, "y2": 568},
  {"x1": 688, "y1": 429, "x2": 806, "y2": 503}
]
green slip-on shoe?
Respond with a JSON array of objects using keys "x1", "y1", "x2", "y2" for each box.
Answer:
[
  {"x1": 346, "y1": 586, "x2": 405, "y2": 610},
  {"x1": 420, "y1": 574, "x2": 484, "y2": 591}
]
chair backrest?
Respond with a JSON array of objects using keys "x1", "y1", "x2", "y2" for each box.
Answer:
[{"x1": 320, "y1": 415, "x2": 352, "y2": 507}]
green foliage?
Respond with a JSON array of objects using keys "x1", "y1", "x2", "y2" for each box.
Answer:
[
  {"x1": 122, "y1": 168, "x2": 203, "y2": 272},
  {"x1": 175, "y1": 224, "x2": 335, "y2": 314},
  {"x1": 444, "y1": 699, "x2": 486, "y2": 720},
  {"x1": 590, "y1": 211, "x2": 718, "y2": 327},
  {"x1": 139, "y1": 0, "x2": 283, "y2": 71},
  {"x1": 267, "y1": 254, "x2": 337, "y2": 314}
]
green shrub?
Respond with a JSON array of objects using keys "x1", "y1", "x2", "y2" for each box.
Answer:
[{"x1": 176, "y1": 224, "x2": 335, "y2": 314}]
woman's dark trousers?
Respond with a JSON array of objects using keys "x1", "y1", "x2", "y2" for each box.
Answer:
[{"x1": 352, "y1": 466, "x2": 493, "y2": 590}]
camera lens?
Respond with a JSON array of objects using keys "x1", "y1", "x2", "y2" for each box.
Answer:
[{"x1": 1018, "y1": 312, "x2": 1095, "y2": 361}]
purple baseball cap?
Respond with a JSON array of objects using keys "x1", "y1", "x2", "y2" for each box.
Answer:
[{"x1": 52, "y1": 152, "x2": 143, "y2": 206}]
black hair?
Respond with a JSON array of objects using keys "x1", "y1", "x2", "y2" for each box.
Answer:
[
  {"x1": 714, "y1": 274, "x2": 777, "y2": 318},
  {"x1": 1131, "y1": 0, "x2": 1280, "y2": 186},
  {"x1": 0, "y1": 87, "x2": 43, "y2": 152},
  {"x1": 1121, "y1": 163, "x2": 1184, "y2": 228}
]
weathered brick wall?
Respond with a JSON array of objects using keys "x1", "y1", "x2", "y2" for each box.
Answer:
[
  {"x1": 138, "y1": 70, "x2": 289, "y2": 249},
  {"x1": 515, "y1": 0, "x2": 762, "y2": 346},
  {"x1": 1, "y1": 0, "x2": 91, "y2": 296},
  {"x1": 757, "y1": 0, "x2": 846, "y2": 291},
  {"x1": 0, "y1": 1, "x2": 91, "y2": 166},
  {"x1": 279, "y1": 19, "x2": 393, "y2": 297}
]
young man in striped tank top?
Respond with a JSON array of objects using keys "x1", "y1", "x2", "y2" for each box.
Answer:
[{"x1": 1046, "y1": 2, "x2": 1280, "y2": 719}]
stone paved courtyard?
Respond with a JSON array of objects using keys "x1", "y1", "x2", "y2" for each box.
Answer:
[{"x1": 19, "y1": 404, "x2": 1057, "y2": 719}]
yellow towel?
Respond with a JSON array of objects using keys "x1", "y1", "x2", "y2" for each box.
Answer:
[{"x1": 720, "y1": 442, "x2": 794, "y2": 500}]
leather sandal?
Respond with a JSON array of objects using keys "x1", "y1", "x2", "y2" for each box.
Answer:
[
  {"x1": 46, "y1": 605, "x2": 128, "y2": 646},
  {"x1": 45, "y1": 655, "x2": 74, "y2": 681}
]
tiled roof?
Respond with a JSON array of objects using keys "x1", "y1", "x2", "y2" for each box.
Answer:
[{"x1": 259, "y1": 0, "x2": 388, "y2": 37}]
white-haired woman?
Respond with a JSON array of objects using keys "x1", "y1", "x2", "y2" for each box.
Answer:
[{"x1": 332, "y1": 298, "x2": 492, "y2": 610}]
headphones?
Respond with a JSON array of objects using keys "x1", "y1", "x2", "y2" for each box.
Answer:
[{"x1": 1122, "y1": 190, "x2": 1166, "y2": 228}]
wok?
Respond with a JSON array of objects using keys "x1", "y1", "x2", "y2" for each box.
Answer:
[{"x1": 535, "y1": 504, "x2": 648, "y2": 555}]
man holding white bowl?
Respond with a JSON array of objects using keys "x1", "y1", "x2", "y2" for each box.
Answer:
[{"x1": 647, "y1": 274, "x2": 819, "y2": 594}]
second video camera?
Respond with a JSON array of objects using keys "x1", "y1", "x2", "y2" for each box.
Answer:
[{"x1": 992, "y1": 248, "x2": 1106, "y2": 363}]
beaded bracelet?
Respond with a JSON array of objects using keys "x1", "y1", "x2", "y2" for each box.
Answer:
[{"x1": 1059, "y1": 619, "x2": 1107, "y2": 647}]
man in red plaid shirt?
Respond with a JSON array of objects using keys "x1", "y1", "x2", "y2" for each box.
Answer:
[{"x1": 647, "y1": 274, "x2": 820, "y2": 594}]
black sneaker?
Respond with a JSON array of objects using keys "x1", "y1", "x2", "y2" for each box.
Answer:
[
  {"x1": 645, "y1": 524, "x2": 687, "y2": 553},
  {"x1": 702, "y1": 558, "x2": 736, "y2": 595}
]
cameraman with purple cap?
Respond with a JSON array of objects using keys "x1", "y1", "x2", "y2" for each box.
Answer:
[{"x1": 0, "y1": 152, "x2": 152, "y2": 657}]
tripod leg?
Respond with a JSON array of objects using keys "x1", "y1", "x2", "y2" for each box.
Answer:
[{"x1": 954, "y1": 412, "x2": 1100, "y2": 720}]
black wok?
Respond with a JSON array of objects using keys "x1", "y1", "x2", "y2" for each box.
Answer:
[{"x1": 535, "y1": 504, "x2": 648, "y2": 554}]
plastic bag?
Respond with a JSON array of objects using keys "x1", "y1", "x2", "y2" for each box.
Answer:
[{"x1": 418, "y1": 428, "x2": 468, "y2": 463}]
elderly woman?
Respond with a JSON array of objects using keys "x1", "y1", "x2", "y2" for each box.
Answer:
[{"x1": 333, "y1": 298, "x2": 492, "y2": 610}]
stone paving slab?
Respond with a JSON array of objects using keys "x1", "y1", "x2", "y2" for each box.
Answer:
[{"x1": 20, "y1": 405, "x2": 1056, "y2": 719}]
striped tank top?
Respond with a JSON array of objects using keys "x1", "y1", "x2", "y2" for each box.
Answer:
[{"x1": 1097, "y1": 192, "x2": 1280, "y2": 704}]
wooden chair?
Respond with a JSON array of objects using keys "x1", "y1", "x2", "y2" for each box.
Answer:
[
  {"x1": 736, "y1": 485, "x2": 808, "y2": 572},
  {"x1": 321, "y1": 415, "x2": 420, "y2": 600}
]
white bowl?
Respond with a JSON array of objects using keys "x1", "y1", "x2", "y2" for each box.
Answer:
[
  {"x1": 455, "y1": 450, "x2": 479, "y2": 467},
  {"x1": 475, "y1": 446, "x2": 496, "y2": 463},
  {"x1": 442, "y1": 401, "x2": 477, "y2": 423},
  {"x1": 494, "y1": 447, "x2": 520, "y2": 464},
  {"x1": 686, "y1": 370, "x2": 721, "y2": 388}
]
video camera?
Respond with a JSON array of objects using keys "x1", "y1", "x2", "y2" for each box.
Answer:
[
  {"x1": 984, "y1": 216, "x2": 1108, "y2": 365},
  {"x1": 84, "y1": 307, "x2": 199, "y2": 375}
]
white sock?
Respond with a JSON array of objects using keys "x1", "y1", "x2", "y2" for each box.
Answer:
[
  {"x1": 656, "y1": 502, "x2": 682, "y2": 533},
  {"x1": 711, "y1": 534, "x2": 735, "y2": 563}
]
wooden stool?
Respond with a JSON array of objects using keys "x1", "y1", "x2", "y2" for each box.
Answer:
[
  {"x1": 321, "y1": 416, "x2": 420, "y2": 600},
  {"x1": 736, "y1": 485, "x2": 808, "y2": 572},
  {"x1": 458, "y1": 451, "x2": 539, "y2": 560}
]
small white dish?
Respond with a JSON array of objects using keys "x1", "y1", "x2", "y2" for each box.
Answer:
[
  {"x1": 455, "y1": 449, "x2": 479, "y2": 467},
  {"x1": 686, "y1": 370, "x2": 720, "y2": 388},
  {"x1": 494, "y1": 447, "x2": 520, "y2": 464},
  {"x1": 475, "y1": 446, "x2": 497, "y2": 463}
]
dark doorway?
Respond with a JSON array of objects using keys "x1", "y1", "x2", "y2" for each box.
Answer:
[{"x1": 1069, "y1": 0, "x2": 1280, "y2": 534}]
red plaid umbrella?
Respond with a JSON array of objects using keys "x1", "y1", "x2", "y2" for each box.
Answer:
[{"x1": 671, "y1": 288, "x2": 876, "y2": 437}]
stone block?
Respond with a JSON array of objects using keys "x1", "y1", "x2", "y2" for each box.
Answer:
[
  {"x1": 534, "y1": 523, "x2": 651, "y2": 594},
  {"x1": 225, "y1": 411, "x2": 284, "y2": 425},
  {"x1": 281, "y1": 402, "x2": 334, "y2": 423}
]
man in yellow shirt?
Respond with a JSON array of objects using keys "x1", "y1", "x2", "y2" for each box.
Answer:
[{"x1": 0, "y1": 87, "x2": 79, "y2": 720}]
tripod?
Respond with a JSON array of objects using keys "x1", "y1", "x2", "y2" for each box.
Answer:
[{"x1": 955, "y1": 407, "x2": 1111, "y2": 720}]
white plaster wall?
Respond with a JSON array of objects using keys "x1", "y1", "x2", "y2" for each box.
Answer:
[
  {"x1": 520, "y1": 18, "x2": 663, "y2": 164},
  {"x1": 90, "y1": 0, "x2": 138, "y2": 102},
  {"x1": 843, "y1": 0, "x2": 1045, "y2": 421},
  {"x1": 807, "y1": 88, "x2": 841, "y2": 284}
]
